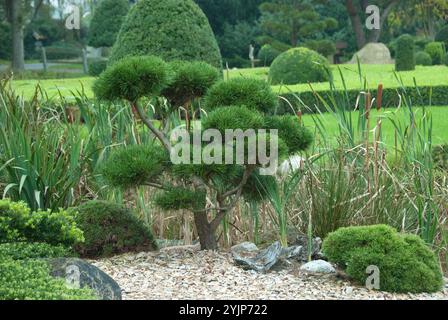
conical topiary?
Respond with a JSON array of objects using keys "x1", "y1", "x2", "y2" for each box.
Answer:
[{"x1": 109, "y1": 0, "x2": 222, "y2": 68}]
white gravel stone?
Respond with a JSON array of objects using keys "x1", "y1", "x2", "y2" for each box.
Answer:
[{"x1": 90, "y1": 250, "x2": 448, "y2": 300}]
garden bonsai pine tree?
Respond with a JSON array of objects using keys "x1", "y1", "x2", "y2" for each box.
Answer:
[
  {"x1": 109, "y1": 0, "x2": 222, "y2": 69},
  {"x1": 87, "y1": 0, "x2": 130, "y2": 48},
  {"x1": 94, "y1": 56, "x2": 313, "y2": 250}
]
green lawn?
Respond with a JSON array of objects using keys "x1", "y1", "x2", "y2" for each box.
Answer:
[
  {"x1": 9, "y1": 64, "x2": 448, "y2": 100},
  {"x1": 228, "y1": 64, "x2": 448, "y2": 94},
  {"x1": 302, "y1": 106, "x2": 448, "y2": 147}
]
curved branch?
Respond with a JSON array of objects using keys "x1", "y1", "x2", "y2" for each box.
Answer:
[{"x1": 133, "y1": 102, "x2": 171, "y2": 152}]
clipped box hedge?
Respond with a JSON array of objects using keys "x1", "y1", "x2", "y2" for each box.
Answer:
[{"x1": 277, "y1": 85, "x2": 448, "y2": 115}]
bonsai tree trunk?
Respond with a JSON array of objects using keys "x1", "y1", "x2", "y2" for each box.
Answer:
[{"x1": 194, "y1": 211, "x2": 218, "y2": 250}]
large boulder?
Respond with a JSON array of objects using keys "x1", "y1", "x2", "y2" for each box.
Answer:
[
  {"x1": 349, "y1": 43, "x2": 394, "y2": 64},
  {"x1": 231, "y1": 242, "x2": 283, "y2": 273},
  {"x1": 49, "y1": 258, "x2": 122, "y2": 300}
]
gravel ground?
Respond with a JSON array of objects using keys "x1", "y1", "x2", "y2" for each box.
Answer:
[{"x1": 92, "y1": 246, "x2": 448, "y2": 300}]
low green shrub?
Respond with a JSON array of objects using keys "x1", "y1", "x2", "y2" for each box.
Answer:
[
  {"x1": 0, "y1": 242, "x2": 73, "y2": 261},
  {"x1": 73, "y1": 200, "x2": 157, "y2": 258},
  {"x1": 0, "y1": 257, "x2": 96, "y2": 300},
  {"x1": 0, "y1": 242, "x2": 94, "y2": 300},
  {"x1": 88, "y1": 59, "x2": 108, "y2": 77},
  {"x1": 204, "y1": 78, "x2": 278, "y2": 114},
  {"x1": 415, "y1": 51, "x2": 433, "y2": 66},
  {"x1": 425, "y1": 42, "x2": 446, "y2": 65},
  {"x1": 395, "y1": 34, "x2": 415, "y2": 71},
  {"x1": 257, "y1": 44, "x2": 282, "y2": 66},
  {"x1": 44, "y1": 41, "x2": 82, "y2": 60},
  {"x1": 322, "y1": 225, "x2": 443, "y2": 293},
  {"x1": 269, "y1": 47, "x2": 331, "y2": 85},
  {"x1": 0, "y1": 199, "x2": 84, "y2": 246}
]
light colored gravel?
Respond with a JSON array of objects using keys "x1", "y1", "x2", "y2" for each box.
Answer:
[{"x1": 91, "y1": 247, "x2": 448, "y2": 300}]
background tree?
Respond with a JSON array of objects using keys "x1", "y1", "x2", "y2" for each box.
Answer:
[
  {"x1": 258, "y1": 0, "x2": 337, "y2": 48},
  {"x1": 87, "y1": 0, "x2": 129, "y2": 48},
  {"x1": 345, "y1": 0, "x2": 400, "y2": 49}
]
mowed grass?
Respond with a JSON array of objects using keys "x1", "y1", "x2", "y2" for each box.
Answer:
[
  {"x1": 228, "y1": 64, "x2": 448, "y2": 94},
  {"x1": 9, "y1": 64, "x2": 448, "y2": 100},
  {"x1": 302, "y1": 106, "x2": 448, "y2": 147}
]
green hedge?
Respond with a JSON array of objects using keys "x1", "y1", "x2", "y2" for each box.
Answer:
[
  {"x1": 395, "y1": 34, "x2": 415, "y2": 71},
  {"x1": 322, "y1": 225, "x2": 443, "y2": 293},
  {"x1": 277, "y1": 85, "x2": 448, "y2": 115}
]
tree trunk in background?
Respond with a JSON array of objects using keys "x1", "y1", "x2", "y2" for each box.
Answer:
[
  {"x1": 346, "y1": 0, "x2": 366, "y2": 49},
  {"x1": 367, "y1": 0, "x2": 399, "y2": 43},
  {"x1": 6, "y1": 0, "x2": 25, "y2": 72}
]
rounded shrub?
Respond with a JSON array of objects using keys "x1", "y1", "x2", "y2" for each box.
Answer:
[
  {"x1": 101, "y1": 144, "x2": 170, "y2": 189},
  {"x1": 415, "y1": 51, "x2": 432, "y2": 66},
  {"x1": 425, "y1": 42, "x2": 446, "y2": 65},
  {"x1": 109, "y1": 0, "x2": 222, "y2": 68},
  {"x1": 322, "y1": 225, "x2": 443, "y2": 293},
  {"x1": 87, "y1": 0, "x2": 129, "y2": 48},
  {"x1": 88, "y1": 59, "x2": 108, "y2": 77},
  {"x1": 162, "y1": 60, "x2": 220, "y2": 107},
  {"x1": 93, "y1": 56, "x2": 171, "y2": 102},
  {"x1": 265, "y1": 116, "x2": 313, "y2": 154},
  {"x1": 395, "y1": 34, "x2": 415, "y2": 71},
  {"x1": 204, "y1": 78, "x2": 278, "y2": 114},
  {"x1": 269, "y1": 47, "x2": 331, "y2": 85},
  {"x1": 257, "y1": 44, "x2": 282, "y2": 66},
  {"x1": 435, "y1": 26, "x2": 448, "y2": 48},
  {"x1": 202, "y1": 105, "x2": 265, "y2": 133},
  {"x1": 73, "y1": 200, "x2": 157, "y2": 258}
]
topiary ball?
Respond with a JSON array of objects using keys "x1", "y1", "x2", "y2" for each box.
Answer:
[
  {"x1": 395, "y1": 34, "x2": 416, "y2": 71},
  {"x1": 257, "y1": 44, "x2": 282, "y2": 66},
  {"x1": 93, "y1": 56, "x2": 171, "y2": 102},
  {"x1": 109, "y1": 0, "x2": 222, "y2": 68},
  {"x1": 204, "y1": 78, "x2": 278, "y2": 114},
  {"x1": 322, "y1": 225, "x2": 443, "y2": 293},
  {"x1": 265, "y1": 116, "x2": 313, "y2": 154},
  {"x1": 269, "y1": 47, "x2": 331, "y2": 85},
  {"x1": 88, "y1": 59, "x2": 108, "y2": 77},
  {"x1": 425, "y1": 42, "x2": 446, "y2": 65},
  {"x1": 202, "y1": 105, "x2": 265, "y2": 134},
  {"x1": 162, "y1": 60, "x2": 220, "y2": 107},
  {"x1": 73, "y1": 200, "x2": 157, "y2": 258},
  {"x1": 415, "y1": 51, "x2": 433, "y2": 66}
]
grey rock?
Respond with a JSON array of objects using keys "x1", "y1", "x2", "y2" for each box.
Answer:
[
  {"x1": 232, "y1": 241, "x2": 283, "y2": 273},
  {"x1": 300, "y1": 260, "x2": 336, "y2": 274},
  {"x1": 280, "y1": 245, "x2": 303, "y2": 259},
  {"x1": 49, "y1": 258, "x2": 122, "y2": 300},
  {"x1": 292, "y1": 235, "x2": 323, "y2": 261}
]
